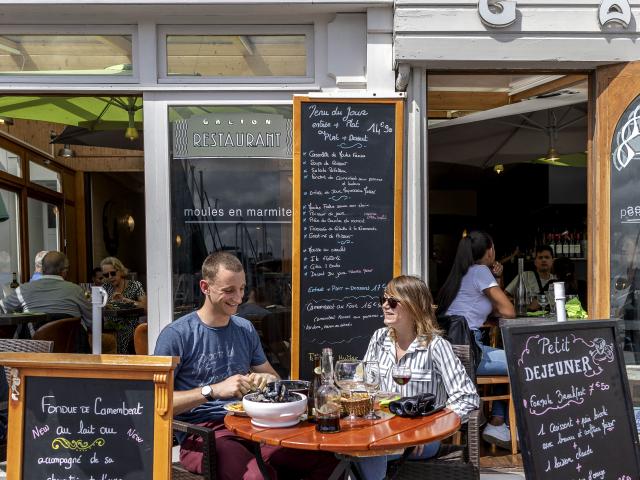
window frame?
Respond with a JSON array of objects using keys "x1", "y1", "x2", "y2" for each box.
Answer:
[
  {"x1": 0, "y1": 25, "x2": 138, "y2": 84},
  {"x1": 157, "y1": 25, "x2": 314, "y2": 84}
]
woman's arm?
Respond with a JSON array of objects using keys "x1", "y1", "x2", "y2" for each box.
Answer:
[{"x1": 485, "y1": 285, "x2": 516, "y2": 318}]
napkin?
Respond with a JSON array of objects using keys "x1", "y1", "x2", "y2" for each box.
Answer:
[{"x1": 566, "y1": 297, "x2": 588, "y2": 319}]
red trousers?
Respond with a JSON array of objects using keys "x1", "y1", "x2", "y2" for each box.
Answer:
[{"x1": 179, "y1": 420, "x2": 340, "y2": 480}]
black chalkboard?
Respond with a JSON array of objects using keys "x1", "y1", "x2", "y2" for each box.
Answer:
[
  {"x1": 293, "y1": 99, "x2": 402, "y2": 379},
  {"x1": 502, "y1": 320, "x2": 640, "y2": 480},
  {"x1": 23, "y1": 376, "x2": 154, "y2": 480}
]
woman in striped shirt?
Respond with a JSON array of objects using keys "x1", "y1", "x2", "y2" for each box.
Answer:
[{"x1": 358, "y1": 275, "x2": 479, "y2": 480}]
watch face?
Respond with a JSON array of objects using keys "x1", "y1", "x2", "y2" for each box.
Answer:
[{"x1": 201, "y1": 385, "x2": 213, "y2": 399}]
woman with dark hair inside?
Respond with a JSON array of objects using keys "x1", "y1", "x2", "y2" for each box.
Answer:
[
  {"x1": 436, "y1": 230, "x2": 516, "y2": 449},
  {"x1": 358, "y1": 275, "x2": 479, "y2": 479}
]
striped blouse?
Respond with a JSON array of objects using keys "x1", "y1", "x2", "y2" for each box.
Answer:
[{"x1": 363, "y1": 327, "x2": 479, "y2": 421}]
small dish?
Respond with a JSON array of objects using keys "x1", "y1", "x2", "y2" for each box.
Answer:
[{"x1": 224, "y1": 401, "x2": 248, "y2": 417}]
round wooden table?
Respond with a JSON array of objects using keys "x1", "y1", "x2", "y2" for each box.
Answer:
[{"x1": 225, "y1": 408, "x2": 461, "y2": 479}]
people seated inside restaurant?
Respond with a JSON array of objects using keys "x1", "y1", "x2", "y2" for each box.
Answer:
[
  {"x1": 504, "y1": 245, "x2": 556, "y2": 310},
  {"x1": 236, "y1": 287, "x2": 270, "y2": 318},
  {"x1": 551, "y1": 256, "x2": 587, "y2": 306},
  {"x1": 358, "y1": 275, "x2": 479, "y2": 479},
  {"x1": 100, "y1": 256, "x2": 146, "y2": 310},
  {"x1": 436, "y1": 230, "x2": 516, "y2": 450},
  {"x1": 29, "y1": 250, "x2": 48, "y2": 282},
  {"x1": 0, "y1": 251, "x2": 92, "y2": 338},
  {"x1": 154, "y1": 252, "x2": 338, "y2": 480},
  {"x1": 91, "y1": 266, "x2": 104, "y2": 287}
]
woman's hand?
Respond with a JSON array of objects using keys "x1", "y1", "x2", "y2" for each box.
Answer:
[{"x1": 490, "y1": 262, "x2": 503, "y2": 278}]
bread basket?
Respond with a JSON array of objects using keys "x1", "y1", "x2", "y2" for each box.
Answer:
[{"x1": 340, "y1": 392, "x2": 371, "y2": 417}]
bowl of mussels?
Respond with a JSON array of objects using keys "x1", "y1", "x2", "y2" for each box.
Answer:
[{"x1": 243, "y1": 381, "x2": 307, "y2": 428}]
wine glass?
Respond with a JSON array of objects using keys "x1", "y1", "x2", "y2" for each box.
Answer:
[
  {"x1": 538, "y1": 294, "x2": 549, "y2": 317},
  {"x1": 391, "y1": 365, "x2": 411, "y2": 396},
  {"x1": 334, "y1": 359, "x2": 363, "y2": 421},
  {"x1": 362, "y1": 361, "x2": 381, "y2": 420}
]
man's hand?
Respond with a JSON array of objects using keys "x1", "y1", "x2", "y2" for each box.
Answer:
[
  {"x1": 211, "y1": 374, "x2": 254, "y2": 399},
  {"x1": 248, "y1": 372, "x2": 277, "y2": 391}
]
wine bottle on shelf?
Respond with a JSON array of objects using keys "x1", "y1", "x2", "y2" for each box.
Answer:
[
  {"x1": 555, "y1": 234, "x2": 563, "y2": 257},
  {"x1": 515, "y1": 257, "x2": 528, "y2": 317},
  {"x1": 562, "y1": 233, "x2": 570, "y2": 257},
  {"x1": 575, "y1": 232, "x2": 582, "y2": 258},
  {"x1": 572, "y1": 232, "x2": 579, "y2": 258},
  {"x1": 580, "y1": 231, "x2": 587, "y2": 259},
  {"x1": 548, "y1": 232, "x2": 555, "y2": 254},
  {"x1": 9, "y1": 272, "x2": 19, "y2": 289}
]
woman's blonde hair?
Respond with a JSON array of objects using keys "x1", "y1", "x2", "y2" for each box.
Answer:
[
  {"x1": 100, "y1": 256, "x2": 128, "y2": 276},
  {"x1": 385, "y1": 275, "x2": 441, "y2": 344}
]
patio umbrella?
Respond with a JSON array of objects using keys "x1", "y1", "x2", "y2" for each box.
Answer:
[
  {"x1": 0, "y1": 96, "x2": 142, "y2": 130},
  {"x1": 50, "y1": 125, "x2": 143, "y2": 150},
  {"x1": 428, "y1": 98, "x2": 587, "y2": 169}
]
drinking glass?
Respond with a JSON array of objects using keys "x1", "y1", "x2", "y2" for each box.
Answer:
[
  {"x1": 362, "y1": 361, "x2": 381, "y2": 420},
  {"x1": 391, "y1": 365, "x2": 411, "y2": 396},
  {"x1": 334, "y1": 359, "x2": 363, "y2": 421},
  {"x1": 538, "y1": 294, "x2": 549, "y2": 316}
]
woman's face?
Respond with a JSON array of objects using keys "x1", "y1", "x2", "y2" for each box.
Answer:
[
  {"x1": 101, "y1": 264, "x2": 124, "y2": 287},
  {"x1": 381, "y1": 290, "x2": 414, "y2": 333},
  {"x1": 478, "y1": 244, "x2": 495, "y2": 266}
]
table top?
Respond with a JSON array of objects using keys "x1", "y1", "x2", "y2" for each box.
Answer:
[
  {"x1": 224, "y1": 409, "x2": 460, "y2": 456},
  {"x1": 0, "y1": 312, "x2": 47, "y2": 326}
]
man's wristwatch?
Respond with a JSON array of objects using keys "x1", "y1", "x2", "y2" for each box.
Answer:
[{"x1": 201, "y1": 385, "x2": 215, "y2": 402}]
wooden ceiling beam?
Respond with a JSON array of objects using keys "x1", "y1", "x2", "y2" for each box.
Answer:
[
  {"x1": 510, "y1": 74, "x2": 587, "y2": 103},
  {"x1": 427, "y1": 91, "x2": 509, "y2": 111}
]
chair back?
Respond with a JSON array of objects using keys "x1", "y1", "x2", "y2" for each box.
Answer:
[
  {"x1": 134, "y1": 323, "x2": 148, "y2": 355},
  {"x1": 437, "y1": 315, "x2": 481, "y2": 370},
  {"x1": 32, "y1": 317, "x2": 81, "y2": 353},
  {"x1": 451, "y1": 344, "x2": 476, "y2": 383},
  {"x1": 0, "y1": 339, "x2": 54, "y2": 383}
]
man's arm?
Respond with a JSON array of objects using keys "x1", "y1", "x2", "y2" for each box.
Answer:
[
  {"x1": 248, "y1": 361, "x2": 279, "y2": 390},
  {"x1": 0, "y1": 288, "x2": 22, "y2": 314},
  {"x1": 173, "y1": 374, "x2": 255, "y2": 415}
]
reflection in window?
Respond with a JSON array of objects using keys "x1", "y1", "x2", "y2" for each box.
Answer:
[
  {"x1": 169, "y1": 105, "x2": 292, "y2": 376},
  {"x1": 0, "y1": 34, "x2": 133, "y2": 75},
  {"x1": 29, "y1": 161, "x2": 61, "y2": 192},
  {"x1": 0, "y1": 146, "x2": 21, "y2": 177},
  {"x1": 27, "y1": 197, "x2": 59, "y2": 277},
  {"x1": 166, "y1": 35, "x2": 306, "y2": 77},
  {"x1": 0, "y1": 188, "x2": 20, "y2": 290}
]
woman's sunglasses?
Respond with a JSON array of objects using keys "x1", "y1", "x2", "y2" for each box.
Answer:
[
  {"x1": 379, "y1": 295, "x2": 400, "y2": 309},
  {"x1": 103, "y1": 271, "x2": 118, "y2": 278}
]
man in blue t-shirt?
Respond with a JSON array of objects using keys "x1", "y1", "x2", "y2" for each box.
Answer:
[{"x1": 154, "y1": 252, "x2": 337, "y2": 480}]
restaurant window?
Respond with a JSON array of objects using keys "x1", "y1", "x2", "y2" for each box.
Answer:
[
  {"x1": 0, "y1": 188, "x2": 21, "y2": 285},
  {"x1": 27, "y1": 197, "x2": 60, "y2": 277},
  {"x1": 0, "y1": 146, "x2": 21, "y2": 177},
  {"x1": 160, "y1": 27, "x2": 312, "y2": 82},
  {"x1": 169, "y1": 105, "x2": 293, "y2": 376},
  {"x1": 0, "y1": 34, "x2": 133, "y2": 76},
  {"x1": 29, "y1": 161, "x2": 61, "y2": 192}
]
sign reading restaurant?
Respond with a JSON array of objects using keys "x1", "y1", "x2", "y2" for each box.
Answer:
[{"x1": 172, "y1": 112, "x2": 293, "y2": 159}]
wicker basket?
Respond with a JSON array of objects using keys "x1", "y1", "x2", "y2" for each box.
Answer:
[{"x1": 341, "y1": 392, "x2": 371, "y2": 417}]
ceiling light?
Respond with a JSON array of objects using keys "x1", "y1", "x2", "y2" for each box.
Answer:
[
  {"x1": 57, "y1": 144, "x2": 75, "y2": 158},
  {"x1": 124, "y1": 110, "x2": 138, "y2": 141},
  {"x1": 493, "y1": 164, "x2": 504, "y2": 174},
  {"x1": 545, "y1": 147, "x2": 560, "y2": 162}
]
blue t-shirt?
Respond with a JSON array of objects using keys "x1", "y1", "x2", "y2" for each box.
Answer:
[
  {"x1": 446, "y1": 264, "x2": 498, "y2": 330},
  {"x1": 154, "y1": 312, "x2": 267, "y2": 425}
]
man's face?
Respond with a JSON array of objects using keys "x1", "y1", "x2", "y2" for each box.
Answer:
[
  {"x1": 201, "y1": 267, "x2": 246, "y2": 318},
  {"x1": 534, "y1": 250, "x2": 553, "y2": 274}
]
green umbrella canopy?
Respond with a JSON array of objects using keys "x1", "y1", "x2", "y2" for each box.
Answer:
[{"x1": 0, "y1": 96, "x2": 142, "y2": 130}]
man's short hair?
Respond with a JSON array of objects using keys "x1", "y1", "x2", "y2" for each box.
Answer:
[
  {"x1": 42, "y1": 251, "x2": 70, "y2": 276},
  {"x1": 202, "y1": 252, "x2": 243, "y2": 282},
  {"x1": 535, "y1": 245, "x2": 554, "y2": 258}
]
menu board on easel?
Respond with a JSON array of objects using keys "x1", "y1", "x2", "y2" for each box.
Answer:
[
  {"x1": 0, "y1": 353, "x2": 178, "y2": 480},
  {"x1": 502, "y1": 320, "x2": 640, "y2": 480},
  {"x1": 291, "y1": 97, "x2": 403, "y2": 379}
]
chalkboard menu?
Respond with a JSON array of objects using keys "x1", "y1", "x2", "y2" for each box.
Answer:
[
  {"x1": 0, "y1": 353, "x2": 176, "y2": 480},
  {"x1": 23, "y1": 376, "x2": 154, "y2": 480},
  {"x1": 502, "y1": 320, "x2": 640, "y2": 480},
  {"x1": 292, "y1": 98, "x2": 403, "y2": 379}
]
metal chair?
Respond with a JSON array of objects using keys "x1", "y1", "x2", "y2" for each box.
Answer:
[
  {"x1": 171, "y1": 420, "x2": 216, "y2": 480},
  {"x1": 387, "y1": 344, "x2": 483, "y2": 480}
]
